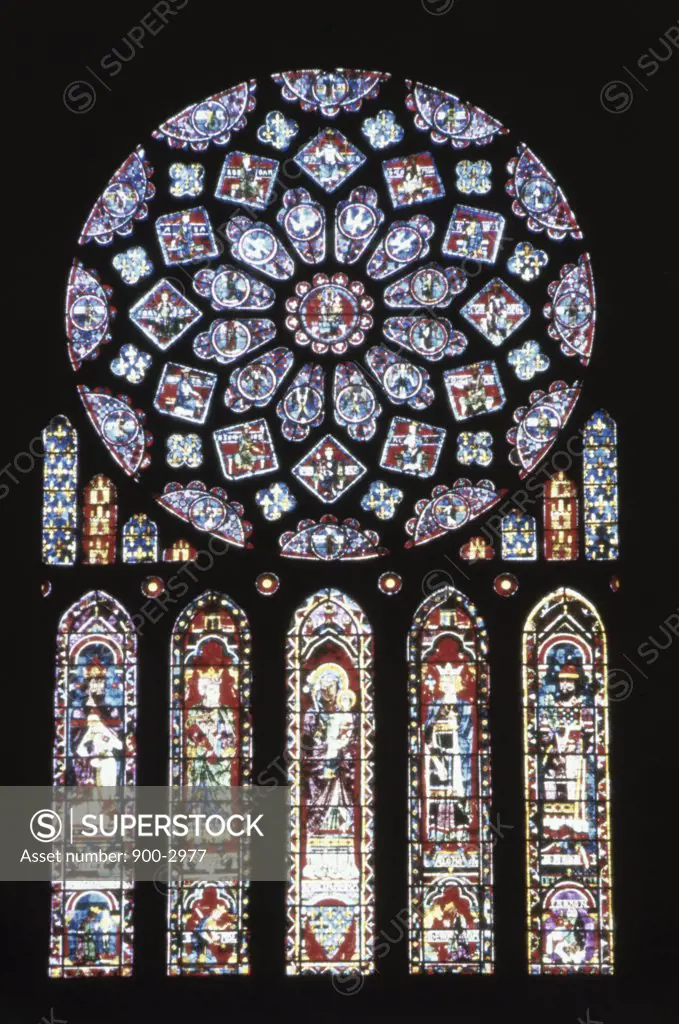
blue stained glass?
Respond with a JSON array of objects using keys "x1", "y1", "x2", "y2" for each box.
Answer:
[
  {"x1": 501, "y1": 510, "x2": 538, "y2": 560},
  {"x1": 122, "y1": 513, "x2": 158, "y2": 562},
  {"x1": 583, "y1": 411, "x2": 619, "y2": 561},
  {"x1": 361, "y1": 110, "x2": 404, "y2": 150}
]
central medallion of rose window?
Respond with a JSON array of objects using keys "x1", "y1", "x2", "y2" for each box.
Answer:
[{"x1": 285, "y1": 272, "x2": 374, "y2": 354}]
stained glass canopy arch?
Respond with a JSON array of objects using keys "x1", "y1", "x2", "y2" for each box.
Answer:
[{"x1": 66, "y1": 68, "x2": 595, "y2": 561}]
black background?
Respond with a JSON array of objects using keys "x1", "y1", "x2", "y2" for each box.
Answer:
[{"x1": 2, "y1": 0, "x2": 677, "y2": 1021}]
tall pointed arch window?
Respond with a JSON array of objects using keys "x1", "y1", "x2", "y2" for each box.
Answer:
[
  {"x1": 50, "y1": 591, "x2": 137, "y2": 977},
  {"x1": 543, "y1": 472, "x2": 579, "y2": 561},
  {"x1": 82, "y1": 475, "x2": 117, "y2": 564},
  {"x1": 168, "y1": 591, "x2": 252, "y2": 975},
  {"x1": 408, "y1": 585, "x2": 493, "y2": 973},
  {"x1": 522, "y1": 588, "x2": 613, "y2": 974},
  {"x1": 286, "y1": 589, "x2": 374, "y2": 975}
]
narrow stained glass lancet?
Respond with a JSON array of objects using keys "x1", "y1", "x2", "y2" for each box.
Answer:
[
  {"x1": 42, "y1": 414, "x2": 78, "y2": 565},
  {"x1": 167, "y1": 592, "x2": 252, "y2": 975},
  {"x1": 543, "y1": 472, "x2": 579, "y2": 561},
  {"x1": 583, "y1": 411, "x2": 619, "y2": 561},
  {"x1": 286, "y1": 589, "x2": 374, "y2": 975},
  {"x1": 82, "y1": 475, "x2": 117, "y2": 564},
  {"x1": 523, "y1": 588, "x2": 613, "y2": 974},
  {"x1": 408, "y1": 585, "x2": 493, "y2": 973},
  {"x1": 50, "y1": 591, "x2": 137, "y2": 977}
]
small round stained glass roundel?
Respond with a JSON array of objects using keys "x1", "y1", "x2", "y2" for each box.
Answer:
[{"x1": 66, "y1": 69, "x2": 594, "y2": 559}]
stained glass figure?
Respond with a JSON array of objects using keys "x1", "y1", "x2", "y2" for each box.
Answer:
[
  {"x1": 294, "y1": 128, "x2": 366, "y2": 193},
  {"x1": 155, "y1": 206, "x2": 219, "y2": 265},
  {"x1": 583, "y1": 411, "x2": 619, "y2": 561},
  {"x1": 276, "y1": 364, "x2": 325, "y2": 441},
  {"x1": 154, "y1": 364, "x2": 217, "y2": 425},
  {"x1": 406, "y1": 480, "x2": 505, "y2": 548},
  {"x1": 507, "y1": 381, "x2": 581, "y2": 479},
  {"x1": 121, "y1": 513, "x2": 158, "y2": 563},
  {"x1": 408, "y1": 585, "x2": 493, "y2": 973},
  {"x1": 286, "y1": 273, "x2": 373, "y2": 355},
  {"x1": 223, "y1": 348, "x2": 294, "y2": 414},
  {"x1": 506, "y1": 145, "x2": 582, "y2": 241},
  {"x1": 193, "y1": 266, "x2": 275, "y2": 312},
  {"x1": 460, "y1": 278, "x2": 530, "y2": 346},
  {"x1": 129, "y1": 280, "x2": 202, "y2": 351},
  {"x1": 42, "y1": 415, "x2": 78, "y2": 565},
  {"x1": 501, "y1": 511, "x2": 538, "y2": 561},
  {"x1": 405, "y1": 81, "x2": 507, "y2": 148},
  {"x1": 194, "y1": 319, "x2": 276, "y2": 366},
  {"x1": 544, "y1": 255, "x2": 596, "y2": 366},
  {"x1": 79, "y1": 387, "x2": 152, "y2": 480},
  {"x1": 168, "y1": 592, "x2": 252, "y2": 975},
  {"x1": 273, "y1": 68, "x2": 389, "y2": 117},
  {"x1": 543, "y1": 472, "x2": 579, "y2": 561},
  {"x1": 384, "y1": 263, "x2": 466, "y2": 309},
  {"x1": 523, "y1": 588, "x2": 613, "y2": 973},
  {"x1": 292, "y1": 434, "x2": 367, "y2": 503},
  {"x1": 442, "y1": 205, "x2": 505, "y2": 265},
  {"x1": 82, "y1": 475, "x2": 117, "y2": 565},
  {"x1": 157, "y1": 482, "x2": 252, "y2": 549},
  {"x1": 380, "y1": 418, "x2": 446, "y2": 478},
  {"x1": 79, "y1": 147, "x2": 155, "y2": 246},
  {"x1": 215, "y1": 151, "x2": 279, "y2": 210},
  {"x1": 65, "y1": 262, "x2": 115, "y2": 370},
  {"x1": 444, "y1": 361, "x2": 506, "y2": 421},
  {"x1": 279, "y1": 516, "x2": 386, "y2": 561},
  {"x1": 286, "y1": 589, "x2": 374, "y2": 974},
  {"x1": 152, "y1": 81, "x2": 257, "y2": 151},
  {"x1": 382, "y1": 153, "x2": 445, "y2": 208},
  {"x1": 213, "y1": 420, "x2": 278, "y2": 481},
  {"x1": 383, "y1": 316, "x2": 467, "y2": 362},
  {"x1": 333, "y1": 363, "x2": 382, "y2": 441},
  {"x1": 50, "y1": 592, "x2": 137, "y2": 977}
]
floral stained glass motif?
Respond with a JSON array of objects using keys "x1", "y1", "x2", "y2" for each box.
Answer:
[
  {"x1": 82, "y1": 475, "x2": 117, "y2": 565},
  {"x1": 408, "y1": 585, "x2": 493, "y2": 973},
  {"x1": 523, "y1": 588, "x2": 613, "y2": 973},
  {"x1": 583, "y1": 411, "x2": 619, "y2": 561},
  {"x1": 42, "y1": 415, "x2": 78, "y2": 566},
  {"x1": 286, "y1": 590, "x2": 374, "y2": 974},
  {"x1": 501, "y1": 511, "x2": 537, "y2": 560},
  {"x1": 544, "y1": 471, "x2": 579, "y2": 561},
  {"x1": 168, "y1": 592, "x2": 252, "y2": 975},
  {"x1": 50, "y1": 591, "x2": 137, "y2": 977},
  {"x1": 121, "y1": 513, "x2": 158, "y2": 563}
]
